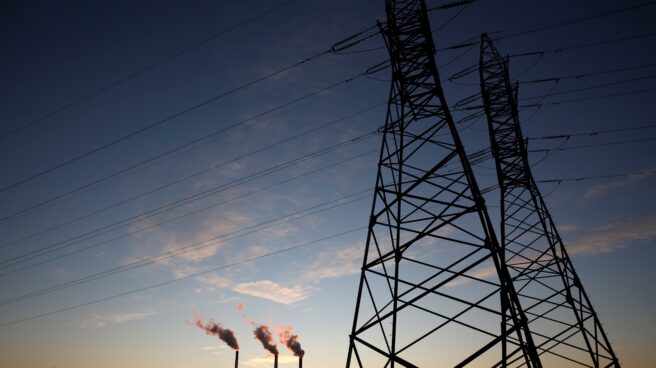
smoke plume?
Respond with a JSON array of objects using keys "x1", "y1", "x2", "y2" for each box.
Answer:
[
  {"x1": 278, "y1": 325, "x2": 305, "y2": 358},
  {"x1": 193, "y1": 314, "x2": 239, "y2": 350},
  {"x1": 253, "y1": 325, "x2": 278, "y2": 355},
  {"x1": 237, "y1": 302, "x2": 255, "y2": 326}
]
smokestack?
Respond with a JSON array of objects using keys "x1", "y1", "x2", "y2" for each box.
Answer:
[
  {"x1": 299, "y1": 356, "x2": 303, "y2": 368},
  {"x1": 274, "y1": 354, "x2": 278, "y2": 368},
  {"x1": 235, "y1": 350, "x2": 239, "y2": 368}
]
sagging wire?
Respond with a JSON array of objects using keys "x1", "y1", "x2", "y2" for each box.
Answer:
[
  {"x1": 529, "y1": 137, "x2": 570, "y2": 167},
  {"x1": 430, "y1": 0, "x2": 475, "y2": 32},
  {"x1": 509, "y1": 32, "x2": 656, "y2": 59},
  {"x1": 440, "y1": 43, "x2": 477, "y2": 69},
  {"x1": 520, "y1": 62, "x2": 656, "y2": 85},
  {"x1": 512, "y1": 52, "x2": 544, "y2": 79},
  {"x1": 519, "y1": 79, "x2": 560, "y2": 125},
  {"x1": 527, "y1": 124, "x2": 656, "y2": 141}
]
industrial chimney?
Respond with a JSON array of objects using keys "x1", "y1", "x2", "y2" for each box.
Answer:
[
  {"x1": 299, "y1": 356, "x2": 303, "y2": 368},
  {"x1": 274, "y1": 354, "x2": 278, "y2": 368},
  {"x1": 234, "y1": 350, "x2": 239, "y2": 368}
]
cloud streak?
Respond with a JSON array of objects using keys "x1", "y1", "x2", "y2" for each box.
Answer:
[
  {"x1": 232, "y1": 280, "x2": 313, "y2": 305},
  {"x1": 243, "y1": 354, "x2": 297, "y2": 367},
  {"x1": 302, "y1": 242, "x2": 363, "y2": 282},
  {"x1": 81, "y1": 312, "x2": 153, "y2": 328},
  {"x1": 583, "y1": 173, "x2": 651, "y2": 199},
  {"x1": 567, "y1": 215, "x2": 656, "y2": 255}
]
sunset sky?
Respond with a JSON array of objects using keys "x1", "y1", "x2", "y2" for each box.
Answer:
[{"x1": 1, "y1": 0, "x2": 655, "y2": 367}]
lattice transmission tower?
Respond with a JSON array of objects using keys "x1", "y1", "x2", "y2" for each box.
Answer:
[
  {"x1": 479, "y1": 34, "x2": 620, "y2": 368},
  {"x1": 345, "y1": 1, "x2": 543, "y2": 367}
]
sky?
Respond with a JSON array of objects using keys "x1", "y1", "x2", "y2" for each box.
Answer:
[{"x1": 0, "y1": 0, "x2": 655, "y2": 367}]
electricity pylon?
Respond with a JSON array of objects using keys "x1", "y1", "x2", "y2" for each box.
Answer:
[
  {"x1": 479, "y1": 34, "x2": 620, "y2": 367},
  {"x1": 345, "y1": 1, "x2": 542, "y2": 367}
]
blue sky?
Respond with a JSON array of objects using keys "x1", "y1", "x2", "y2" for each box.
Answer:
[{"x1": 1, "y1": 0, "x2": 655, "y2": 367}]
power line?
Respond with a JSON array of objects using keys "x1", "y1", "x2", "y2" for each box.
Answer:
[
  {"x1": 0, "y1": 102, "x2": 385, "y2": 250},
  {"x1": 529, "y1": 137, "x2": 656, "y2": 153},
  {"x1": 0, "y1": 0, "x2": 652, "y2": 327},
  {"x1": 0, "y1": 225, "x2": 366, "y2": 329},
  {"x1": 513, "y1": 134, "x2": 651, "y2": 171},
  {"x1": 456, "y1": 130, "x2": 656, "y2": 167},
  {"x1": 444, "y1": 2, "x2": 656, "y2": 52},
  {"x1": 456, "y1": 88, "x2": 656, "y2": 128},
  {"x1": 0, "y1": 24, "x2": 379, "y2": 195},
  {"x1": 431, "y1": 0, "x2": 474, "y2": 31},
  {"x1": 0, "y1": 131, "x2": 378, "y2": 270},
  {"x1": 440, "y1": 43, "x2": 477, "y2": 70},
  {"x1": 12, "y1": 152, "x2": 638, "y2": 328},
  {"x1": 454, "y1": 73, "x2": 656, "y2": 113},
  {"x1": 329, "y1": 26, "x2": 381, "y2": 53},
  {"x1": 5, "y1": 158, "x2": 640, "y2": 328},
  {"x1": 537, "y1": 170, "x2": 656, "y2": 184},
  {"x1": 519, "y1": 62, "x2": 656, "y2": 85},
  {"x1": 469, "y1": 166, "x2": 655, "y2": 192},
  {"x1": 2, "y1": 124, "x2": 491, "y2": 274},
  {"x1": 0, "y1": 70, "x2": 372, "y2": 224},
  {"x1": 1, "y1": 165, "x2": 650, "y2": 329},
  {"x1": 3, "y1": 137, "x2": 499, "y2": 277},
  {"x1": 0, "y1": 0, "x2": 299, "y2": 141},
  {"x1": 516, "y1": 78, "x2": 561, "y2": 126},
  {"x1": 449, "y1": 32, "x2": 656, "y2": 82},
  {"x1": 328, "y1": 3, "x2": 656, "y2": 62},
  {"x1": 0, "y1": 189, "x2": 372, "y2": 306},
  {"x1": 527, "y1": 124, "x2": 656, "y2": 140},
  {"x1": 529, "y1": 138, "x2": 570, "y2": 167},
  {"x1": 334, "y1": 0, "x2": 476, "y2": 55},
  {"x1": 1, "y1": 133, "x2": 498, "y2": 300},
  {"x1": 427, "y1": 0, "x2": 474, "y2": 12},
  {"x1": 509, "y1": 32, "x2": 656, "y2": 58},
  {"x1": 0, "y1": 149, "x2": 377, "y2": 277},
  {"x1": 452, "y1": 88, "x2": 656, "y2": 141},
  {"x1": 455, "y1": 90, "x2": 656, "y2": 134},
  {"x1": 521, "y1": 87, "x2": 656, "y2": 108},
  {"x1": 519, "y1": 74, "x2": 656, "y2": 101},
  {"x1": 512, "y1": 52, "x2": 544, "y2": 79},
  {"x1": 454, "y1": 69, "x2": 656, "y2": 108},
  {"x1": 492, "y1": 1, "x2": 656, "y2": 41}
]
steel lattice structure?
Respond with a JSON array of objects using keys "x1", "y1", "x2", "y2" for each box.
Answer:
[
  {"x1": 479, "y1": 34, "x2": 620, "y2": 368},
  {"x1": 345, "y1": 1, "x2": 542, "y2": 367}
]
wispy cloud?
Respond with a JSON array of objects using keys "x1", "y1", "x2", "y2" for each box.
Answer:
[
  {"x1": 567, "y1": 215, "x2": 656, "y2": 255},
  {"x1": 81, "y1": 311, "x2": 153, "y2": 328},
  {"x1": 243, "y1": 354, "x2": 297, "y2": 367},
  {"x1": 164, "y1": 259, "x2": 204, "y2": 279},
  {"x1": 48, "y1": 267, "x2": 71, "y2": 282},
  {"x1": 446, "y1": 264, "x2": 498, "y2": 287},
  {"x1": 583, "y1": 173, "x2": 651, "y2": 199},
  {"x1": 303, "y1": 241, "x2": 363, "y2": 282},
  {"x1": 199, "y1": 346, "x2": 221, "y2": 351},
  {"x1": 232, "y1": 280, "x2": 314, "y2": 305},
  {"x1": 196, "y1": 273, "x2": 232, "y2": 289},
  {"x1": 558, "y1": 224, "x2": 579, "y2": 234},
  {"x1": 159, "y1": 212, "x2": 253, "y2": 264}
]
